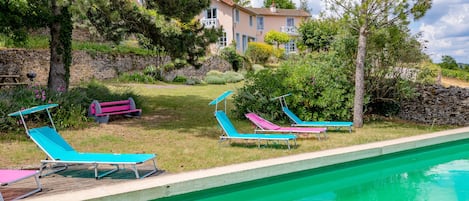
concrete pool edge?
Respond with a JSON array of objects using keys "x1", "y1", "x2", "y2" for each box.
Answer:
[{"x1": 26, "y1": 126, "x2": 469, "y2": 201}]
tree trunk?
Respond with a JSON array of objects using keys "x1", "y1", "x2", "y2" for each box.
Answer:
[
  {"x1": 353, "y1": 25, "x2": 368, "y2": 128},
  {"x1": 48, "y1": 0, "x2": 71, "y2": 92}
]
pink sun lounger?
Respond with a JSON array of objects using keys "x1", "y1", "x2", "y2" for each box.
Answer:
[
  {"x1": 245, "y1": 113, "x2": 328, "y2": 140},
  {"x1": 0, "y1": 169, "x2": 42, "y2": 201}
]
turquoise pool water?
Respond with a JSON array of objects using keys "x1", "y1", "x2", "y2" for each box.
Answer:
[{"x1": 155, "y1": 139, "x2": 469, "y2": 201}]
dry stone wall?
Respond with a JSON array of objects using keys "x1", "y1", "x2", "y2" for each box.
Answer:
[
  {"x1": 0, "y1": 49, "x2": 230, "y2": 85},
  {"x1": 399, "y1": 85, "x2": 469, "y2": 126}
]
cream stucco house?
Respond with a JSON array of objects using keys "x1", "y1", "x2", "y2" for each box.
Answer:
[{"x1": 198, "y1": 0, "x2": 311, "y2": 54}]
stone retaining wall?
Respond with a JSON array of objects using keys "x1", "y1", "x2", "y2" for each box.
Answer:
[
  {"x1": 0, "y1": 49, "x2": 230, "y2": 85},
  {"x1": 399, "y1": 85, "x2": 469, "y2": 126}
]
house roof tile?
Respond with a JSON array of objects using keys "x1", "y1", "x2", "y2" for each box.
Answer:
[{"x1": 243, "y1": 7, "x2": 311, "y2": 17}]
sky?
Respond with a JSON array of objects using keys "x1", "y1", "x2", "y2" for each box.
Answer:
[{"x1": 251, "y1": 0, "x2": 469, "y2": 64}]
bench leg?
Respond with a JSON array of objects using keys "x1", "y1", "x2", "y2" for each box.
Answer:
[{"x1": 95, "y1": 116, "x2": 109, "y2": 123}]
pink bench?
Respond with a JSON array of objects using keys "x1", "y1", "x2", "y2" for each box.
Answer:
[
  {"x1": 88, "y1": 97, "x2": 142, "y2": 123},
  {"x1": 0, "y1": 169, "x2": 42, "y2": 200}
]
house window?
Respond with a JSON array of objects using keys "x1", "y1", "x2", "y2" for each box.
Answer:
[
  {"x1": 218, "y1": 32, "x2": 227, "y2": 48},
  {"x1": 235, "y1": 9, "x2": 240, "y2": 23},
  {"x1": 206, "y1": 8, "x2": 217, "y2": 19},
  {"x1": 256, "y1": 16, "x2": 264, "y2": 30},
  {"x1": 285, "y1": 39, "x2": 296, "y2": 53},
  {"x1": 236, "y1": 33, "x2": 240, "y2": 50},
  {"x1": 242, "y1": 35, "x2": 248, "y2": 52},
  {"x1": 249, "y1": 16, "x2": 253, "y2": 27},
  {"x1": 286, "y1": 17, "x2": 294, "y2": 27}
]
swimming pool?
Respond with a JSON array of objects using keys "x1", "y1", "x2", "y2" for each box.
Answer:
[{"x1": 155, "y1": 138, "x2": 469, "y2": 201}]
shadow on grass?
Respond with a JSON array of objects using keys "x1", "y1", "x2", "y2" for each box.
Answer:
[{"x1": 220, "y1": 140, "x2": 299, "y2": 150}]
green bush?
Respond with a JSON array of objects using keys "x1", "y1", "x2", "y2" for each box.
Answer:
[
  {"x1": 245, "y1": 42, "x2": 274, "y2": 64},
  {"x1": 143, "y1": 65, "x2": 163, "y2": 81},
  {"x1": 206, "y1": 70, "x2": 224, "y2": 77},
  {"x1": 442, "y1": 68, "x2": 469, "y2": 82},
  {"x1": 204, "y1": 75, "x2": 226, "y2": 84},
  {"x1": 222, "y1": 71, "x2": 244, "y2": 83},
  {"x1": 251, "y1": 64, "x2": 265, "y2": 72},
  {"x1": 204, "y1": 70, "x2": 244, "y2": 84},
  {"x1": 416, "y1": 61, "x2": 441, "y2": 84},
  {"x1": 173, "y1": 75, "x2": 187, "y2": 83},
  {"x1": 221, "y1": 47, "x2": 244, "y2": 71},
  {"x1": 232, "y1": 52, "x2": 354, "y2": 122},
  {"x1": 118, "y1": 72, "x2": 156, "y2": 83}
]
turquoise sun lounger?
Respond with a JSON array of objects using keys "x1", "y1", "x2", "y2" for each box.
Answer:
[
  {"x1": 210, "y1": 91, "x2": 297, "y2": 149},
  {"x1": 215, "y1": 111, "x2": 297, "y2": 149},
  {"x1": 8, "y1": 104, "x2": 158, "y2": 179},
  {"x1": 272, "y1": 94, "x2": 353, "y2": 132}
]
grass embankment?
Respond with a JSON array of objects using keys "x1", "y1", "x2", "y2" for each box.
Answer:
[{"x1": 0, "y1": 83, "x2": 458, "y2": 173}]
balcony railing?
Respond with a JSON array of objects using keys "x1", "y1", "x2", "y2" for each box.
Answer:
[
  {"x1": 281, "y1": 26, "x2": 298, "y2": 35},
  {"x1": 201, "y1": 18, "x2": 219, "y2": 28}
]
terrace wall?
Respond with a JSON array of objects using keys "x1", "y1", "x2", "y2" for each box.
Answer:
[
  {"x1": 0, "y1": 49, "x2": 230, "y2": 84},
  {"x1": 399, "y1": 85, "x2": 469, "y2": 126}
]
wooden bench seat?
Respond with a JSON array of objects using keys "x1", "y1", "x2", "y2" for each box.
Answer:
[
  {"x1": 88, "y1": 98, "x2": 142, "y2": 123},
  {"x1": 0, "y1": 74, "x2": 27, "y2": 88}
]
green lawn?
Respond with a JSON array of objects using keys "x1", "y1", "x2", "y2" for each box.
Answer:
[{"x1": 0, "y1": 82, "x2": 457, "y2": 173}]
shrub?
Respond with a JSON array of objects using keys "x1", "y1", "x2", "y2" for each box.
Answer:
[
  {"x1": 442, "y1": 68, "x2": 469, "y2": 82},
  {"x1": 204, "y1": 70, "x2": 244, "y2": 84},
  {"x1": 223, "y1": 72, "x2": 244, "y2": 83},
  {"x1": 245, "y1": 42, "x2": 273, "y2": 64},
  {"x1": 251, "y1": 64, "x2": 265, "y2": 72},
  {"x1": 204, "y1": 75, "x2": 226, "y2": 84},
  {"x1": 143, "y1": 65, "x2": 163, "y2": 81},
  {"x1": 173, "y1": 75, "x2": 187, "y2": 83},
  {"x1": 416, "y1": 61, "x2": 441, "y2": 84},
  {"x1": 0, "y1": 81, "x2": 140, "y2": 132},
  {"x1": 221, "y1": 46, "x2": 244, "y2": 71},
  {"x1": 233, "y1": 52, "x2": 354, "y2": 122},
  {"x1": 118, "y1": 72, "x2": 156, "y2": 83}
]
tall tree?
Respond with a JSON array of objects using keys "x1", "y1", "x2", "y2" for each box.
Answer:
[
  {"x1": 263, "y1": 0, "x2": 296, "y2": 9},
  {"x1": 86, "y1": 0, "x2": 221, "y2": 68},
  {"x1": 325, "y1": 0, "x2": 432, "y2": 128},
  {"x1": 299, "y1": 0, "x2": 311, "y2": 13},
  {"x1": 234, "y1": 0, "x2": 252, "y2": 7},
  {"x1": 264, "y1": 30, "x2": 290, "y2": 49},
  {"x1": 0, "y1": 0, "x2": 72, "y2": 92},
  {"x1": 439, "y1": 55, "x2": 458, "y2": 70},
  {"x1": 297, "y1": 18, "x2": 339, "y2": 52}
]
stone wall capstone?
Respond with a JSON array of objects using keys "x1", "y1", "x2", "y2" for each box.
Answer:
[{"x1": 399, "y1": 85, "x2": 469, "y2": 126}]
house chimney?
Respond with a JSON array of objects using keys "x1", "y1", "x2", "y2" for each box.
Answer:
[{"x1": 270, "y1": 0, "x2": 277, "y2": 13}]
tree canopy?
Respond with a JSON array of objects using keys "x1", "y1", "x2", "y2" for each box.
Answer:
[
  {"x1": 86, "y1": 0, "x2": 222, "y2": 68},
  {"x1": 439, "y1": 55, "x2": 458, "y2": 70},
  {"x1": 263, "y1": 0, "x2": 296, "y2": 9}
]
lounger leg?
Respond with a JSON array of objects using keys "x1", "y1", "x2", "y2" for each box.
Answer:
[
  {"x1": 95, "y1": 164, "x2": 119, "y2": 179},
  {"x1": 13, "y1": 174, "x2": 42, "y2": 200},
  {"x1": 138, "y1": 159, "x2": 158, "y2": 179},
  {"x1": 40, "y1": 162, "x2": 68, "y2": 178}
]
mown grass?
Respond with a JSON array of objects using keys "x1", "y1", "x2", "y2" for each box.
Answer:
[{"x1": 0, "y1": 82, "x2": 458, "y2": 173}]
